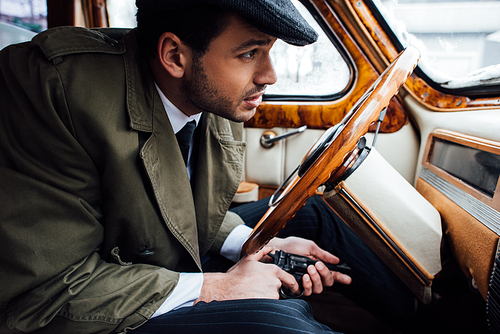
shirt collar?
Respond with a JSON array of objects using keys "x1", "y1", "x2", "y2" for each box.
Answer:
[{"x1": 155, "y1": 83, "x2": 202, "y2": 133}]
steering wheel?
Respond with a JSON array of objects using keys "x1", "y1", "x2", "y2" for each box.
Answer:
[{"x1": 242, "y1": 46, "x2": 421, "y2": 256}]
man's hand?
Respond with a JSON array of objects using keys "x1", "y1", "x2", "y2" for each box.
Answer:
[
  {"x1": 266, "y1": 236, "x2": 352, "y2": 296},
  {"x1": 195, "y1": 246, "x2": 300, "y2": 304}
]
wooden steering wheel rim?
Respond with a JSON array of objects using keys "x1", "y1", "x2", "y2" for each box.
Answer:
[{"x1": 242, "y1": 46, "x2": 421, "y2": 256}]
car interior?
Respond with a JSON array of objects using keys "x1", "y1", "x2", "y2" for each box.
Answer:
[{"x1": 2, "y1": 0, "x2": 500, "y2": 333}]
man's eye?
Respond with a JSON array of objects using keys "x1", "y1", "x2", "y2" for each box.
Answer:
[{"x1": 241, "y1": 50, "x2": 257, "y2": 59}]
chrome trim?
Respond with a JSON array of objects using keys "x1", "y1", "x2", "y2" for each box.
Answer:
[
  {"x1": 260, "y1": 126, "x2": 307, "y2": 149},
  {"x1": 420, "y1": 168, "x2": 500, "y2": 236},
  {"x1": 487, "y1": 240, "x2": 500, "y2": 333}
]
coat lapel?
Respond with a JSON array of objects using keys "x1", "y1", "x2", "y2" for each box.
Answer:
[
  {"x1": 139, "y1": 101, "x2": 201, "y2": 268},
  {"x1": 193, "y1": 114, "x2": 245, "y2": 257},
  {"x1": 124, "y1": 30, "x2": 200, "y2": 268},
  {"x1": 123, "y1": 29, "x2": 245, "y2": 268}
]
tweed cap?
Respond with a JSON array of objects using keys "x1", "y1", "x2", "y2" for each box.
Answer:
[{"x1": 135, "y1": 0, "x2": 318, "y2": 46}]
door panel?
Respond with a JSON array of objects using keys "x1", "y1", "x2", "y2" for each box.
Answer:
[
  {"x1": 407, "y1": 95, "x2": 500, "y2": 174},
  {"x1": 242, "y1": 123, "x2": 419, "y2": 189},
  {"x1": 404, "y1": 93, "x2": 500, "y2": 300}
]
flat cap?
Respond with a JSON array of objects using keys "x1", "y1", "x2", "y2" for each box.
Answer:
[{"x1": 135, "y1": 0, "x2": 318, "y2": 46}]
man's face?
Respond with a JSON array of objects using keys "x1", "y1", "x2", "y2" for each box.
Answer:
[{"x1": 181, "y1": 14, "x2": 278, "y2": 122}]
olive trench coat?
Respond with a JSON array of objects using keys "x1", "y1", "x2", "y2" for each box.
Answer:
[{"x1": 0, "y1": 27, "x2": 246, "y2": 333}]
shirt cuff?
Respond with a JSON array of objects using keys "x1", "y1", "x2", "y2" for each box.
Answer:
[
  {"x1": 151, "y1": 272, "x2": 203, "y2": 318},
  {"x1": 220, "y1": 224, "x2": 252, "y2": 262}
]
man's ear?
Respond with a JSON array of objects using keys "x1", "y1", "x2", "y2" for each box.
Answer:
[{"x1": 156, "y1": 32, "x2": 190, "y2": 78}]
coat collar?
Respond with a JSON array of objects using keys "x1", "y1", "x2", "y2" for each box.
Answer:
[{"x1": 123, "y1": 29, "x2": 155, "y2": 133}]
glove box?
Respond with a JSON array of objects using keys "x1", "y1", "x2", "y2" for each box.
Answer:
[{"x1": 323, "y1": 148, "x2": 442, "y2": 304}]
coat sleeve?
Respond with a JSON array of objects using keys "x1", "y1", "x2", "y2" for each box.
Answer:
[
  {"x1": 0, "y1": 43, "x2": 178, "y2": 334},
  {"x1": 210, "y1": 211, "x2": 246, "y2": 255}
]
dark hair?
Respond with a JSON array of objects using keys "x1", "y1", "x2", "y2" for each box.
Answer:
[{"x1": 136, "y1": 5, "x2": 232, "y2": 59}]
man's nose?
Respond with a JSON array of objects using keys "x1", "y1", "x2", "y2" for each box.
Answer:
[{"x1": 254, "y1": 55, "x2": 278, "y2": 86}]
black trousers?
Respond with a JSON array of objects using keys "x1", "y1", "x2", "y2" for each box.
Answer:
[
  {"x1": 134, "y1": 195, "x2": 415, "y2": 333},
  {"x1": 132, "y1": 298, "x2": 338, "y2": 334}
]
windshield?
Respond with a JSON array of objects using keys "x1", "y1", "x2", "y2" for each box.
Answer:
[{"x1": 374, "y1": 0, "x2": 500, "y2": 90}]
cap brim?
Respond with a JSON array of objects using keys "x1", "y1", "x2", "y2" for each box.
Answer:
[{"x1": 217, "y1": 0, "x2": 318, "y2": 46}]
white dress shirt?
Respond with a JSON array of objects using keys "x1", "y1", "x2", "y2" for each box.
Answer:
[{"x1": 152, "y1": 85, "x2": 252, "y2": 318}]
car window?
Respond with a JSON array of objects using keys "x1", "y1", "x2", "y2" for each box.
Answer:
[
  {"x1": 107, "y1": 0, "x2": 137, "y2": 28},
  {"x1": 0, "y1": 21, "x2": 36, "y2": 50},
  {"x1": 0, "y1": 0, "x2": 47, "y2": 33},
  {"x1": 265, "y1": 0, "x2": 351, "y2": 99},
  {"x1": 374, "y1": 0, "x2": 500, "y2": 90}
]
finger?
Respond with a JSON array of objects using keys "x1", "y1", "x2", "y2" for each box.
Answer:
[
  {"x1": 248, "y1": 245, "x2": 274, "y2": 262},
  {"x1": 332, "y1": 271, "x2": 352, "y2": 285},
  {"x1": 277, "y1": 269, "x2": 301, "y2": 295},
  {"x1": 292, "y1": 239, "x2": 339, "y2": 263},
  {"x1": 259, "y1": 246, "x2": 275, "y2": 263},
  {"x1": 301, "y1": 274, "x2": 313, "y2": 296},
  {"x1": 309, "y1": 247, "x2": 339, "y2": 265},
  {"x1": 315, "y1": 262, "x2": 334, "y2": 287},
  {"x1": 307, "y1": 264, "x2": 324, "y2": 294}
]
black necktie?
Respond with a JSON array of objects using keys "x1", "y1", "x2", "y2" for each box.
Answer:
[{"x1": 175, "y1": 121, "x2": 196, "y2": 165}]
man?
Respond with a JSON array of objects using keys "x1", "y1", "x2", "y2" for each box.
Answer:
[{"x1": 0, "y1": 0, "x2": 415, "y2": 333}]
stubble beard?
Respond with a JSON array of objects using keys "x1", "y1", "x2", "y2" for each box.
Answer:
[{"x1": 181, "y1": 57, "x2": 264, "y2": 123}]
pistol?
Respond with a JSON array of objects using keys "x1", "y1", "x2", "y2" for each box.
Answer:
[{"x1": 268, "y1": 250, "x2": 351, "y2": 298}]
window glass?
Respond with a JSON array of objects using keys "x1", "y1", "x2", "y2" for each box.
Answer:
[
  {"x1": 374, "y1": 0, "x2": 500, "y2": 89},
  {"x1": 0, "y1": 0, "x2": 47, "y2": 32},
  {"x1": 107, "y1": 0, "x2": 137, "y2": 28},
  {"x1": 266, "y1": 0, "x2": 350, "y2": 97},
  {"x1": 431, "y1": 138, "x2": 500, "y2": 197}
]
